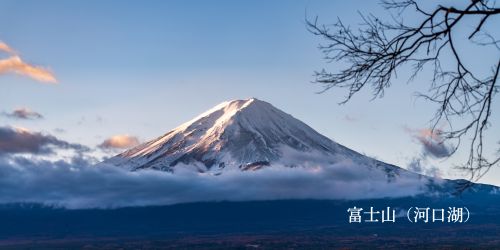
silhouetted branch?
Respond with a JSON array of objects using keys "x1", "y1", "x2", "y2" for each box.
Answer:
[{"x1": 308, "y1": 0, "x2": 500, "y2": 187}]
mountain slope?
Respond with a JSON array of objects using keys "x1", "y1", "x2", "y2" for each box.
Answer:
[{"x1": 104, "y1": 98, "x2": 400, "y2": 174}]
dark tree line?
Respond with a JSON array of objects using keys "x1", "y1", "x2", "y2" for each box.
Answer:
[{"x1": 308, "y1": 0, "x2": 500, "y2": 188}]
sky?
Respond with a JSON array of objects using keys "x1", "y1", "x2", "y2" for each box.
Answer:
[{"x1": 0, "y1": 0, "x2": 499, "y2": 186}]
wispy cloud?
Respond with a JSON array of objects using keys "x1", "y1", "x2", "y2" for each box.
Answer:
[
  {"x1": 0, "y1": 126, "x2": 88, "y2": 155},
  {"x1": 407, "y1": 157, "x2": 442, "y2": 178},
  {"x1": 404, "y1": 126, "x2": 453, "y2": 159},
  {"x1": 0, "y1": 41, "x2": 16, "y2": 54},
  {"x1": 2, "y1": 107, "x2": 43, "y2": 120},
  {"x1": 0, "y1": 56, "x2": 57, "y2": 83},
  {"x1": 343, "y1": 114, "x2": 358, "y2": 122},
  {"x1": 0, "y1": 41, "x2": 57, "y2": 83},
  {"x1": 99, "y1": 135, "x2": 140, "y2": 150},
  {"x1": 53, "y1": 128, "x2": 66, "y2": 133}
]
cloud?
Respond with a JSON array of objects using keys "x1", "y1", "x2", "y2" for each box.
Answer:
[
  {"x1": 343, "y1": 115, "x2": 358, "y2": 122},
  {"x1": 0, "y1": 56, "x2": 57, "y2": 83},
  {"x1": 2, "y1": 107, "x2": 43, "y2": 120},
  {"x1": 53, "y1": 128, "x2": 66, "y2": 133},
  {"x1": 0, "y1": 41, "x2": 15, "y2": 54},
  {"x1": 99, "y1": 135, "x2": 140, "y2": 150},
  {"x1": 0, "y1": 126, "x2": 88, "y2": 155},
  {"x1": 0, "y1": 41, "x2": 56, "y2": 83},
  {"x1": 416, "y1": 129, "x2": 453, "y2": 158},
  {"x1": 407, "y1": 157, "x2": 441, "y2": 178},
  {"x1": 0, "y1": 154, "x2": 430, "y2": 209},
  {"x1": 404, "y1": 126, "x2": 453, "y2": 159}
]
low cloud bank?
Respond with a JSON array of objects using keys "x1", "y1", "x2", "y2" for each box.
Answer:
[{"x1": 0, "y1": 155, "x2": 429, "y2": 209}]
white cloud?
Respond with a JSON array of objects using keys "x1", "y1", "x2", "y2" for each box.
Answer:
[{"x1": 0, "y1": 155, "x2": 430, "y2": 209}]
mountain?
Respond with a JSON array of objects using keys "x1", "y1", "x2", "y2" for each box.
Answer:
[
  {"x1": 104, "y1": 98, "x2": 403, "y2": 175},
  {"x1": 4, "y1": 98, "x2": 499, "y2": 248}
]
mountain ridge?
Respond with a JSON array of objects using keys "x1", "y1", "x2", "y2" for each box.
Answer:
[{"x1": 104, "y1": 98, "x2": 402, "y2": 176}]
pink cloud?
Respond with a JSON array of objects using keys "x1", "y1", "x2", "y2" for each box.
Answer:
[
  {"x1": 99, "y1": 135, "x2": 140, "y2": 150},
  {"x1": 0, "y1": 56, "x2": 57, "y2": 83},
  {"x1": 0, "y1": 42, "x2": 16, "y2": 54}
]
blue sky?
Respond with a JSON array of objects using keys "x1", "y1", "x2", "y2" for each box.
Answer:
[{"x1": 0, "y1": 0, "x2": 499, "y2": 185}]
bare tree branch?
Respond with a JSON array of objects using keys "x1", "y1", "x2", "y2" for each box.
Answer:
[{"x1": 307, "y1": 0, "x2": 500, "y2": 189}]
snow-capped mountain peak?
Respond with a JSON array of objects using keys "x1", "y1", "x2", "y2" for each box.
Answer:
[{"x1": 104, "y1": 98, "x2": 389, "y2": 173}]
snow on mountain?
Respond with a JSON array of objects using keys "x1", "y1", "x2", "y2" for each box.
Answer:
[{"x1": 104, "y1": 98, "x2": 403, "y2": 175}]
